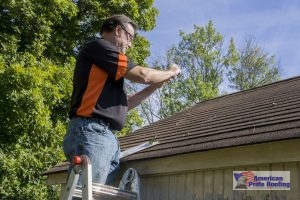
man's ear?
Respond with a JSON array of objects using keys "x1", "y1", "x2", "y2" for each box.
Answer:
[{"x1": 115, "y1": 25, "x2": 122, "y2": 36}]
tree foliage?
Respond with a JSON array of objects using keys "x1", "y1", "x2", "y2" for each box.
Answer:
[
  {"x1": 157, "y1": 21, "x2": 236, "y2": 118},
  {"x1": 227, "y1": 37, "x2": 281, "y2": 91},
  {"x1": 0, "y1": 55, "x2": 73, "y2": 199},
  {"x1": 0, "y1": 0, "x2": 158, "y2": 63}
]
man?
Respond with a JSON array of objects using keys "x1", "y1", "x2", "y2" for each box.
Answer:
[{"x1": 62, "y1": 14, "x2": 180, "y2": 186}]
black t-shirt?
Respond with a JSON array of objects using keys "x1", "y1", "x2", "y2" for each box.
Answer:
[{"x1": 69, "y1": 38, "x2": 137, "y2": 130}]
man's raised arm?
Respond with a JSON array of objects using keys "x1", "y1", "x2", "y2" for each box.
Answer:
[{"x1": 125, "y1": 64, "x2": 181, "y2": 84}]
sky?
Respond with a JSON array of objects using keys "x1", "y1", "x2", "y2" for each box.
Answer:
[{"x1": 141, "y1": 0, "x2": 300, "y2": 81}]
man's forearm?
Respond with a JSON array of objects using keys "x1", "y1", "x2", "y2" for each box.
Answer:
[
  {"x1": 125, "y1": 64, "x2": 180, "y2": 85},
  {"x1": 127, "y1": 83, "x2": 163, "y2": 110}
]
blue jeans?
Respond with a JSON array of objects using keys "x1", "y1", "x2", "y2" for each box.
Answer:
[{"x1": 62, "y1": 117, "x2": 120, "y2": 186}]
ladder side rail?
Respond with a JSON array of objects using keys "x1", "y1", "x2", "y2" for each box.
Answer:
[
  {"x1": 61, "y1": 166, "x2": 80, "y2": 200},
  {"x1": 81, "y1": 155, "x2": 93, "y2": 200}
]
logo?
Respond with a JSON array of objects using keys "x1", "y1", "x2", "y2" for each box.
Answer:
[{"x1": 233, "y1": 171, "x2": 290, "y2": 190}]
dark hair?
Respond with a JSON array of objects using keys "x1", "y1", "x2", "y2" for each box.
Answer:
[{"x1": 100, "y1": 14, "x2": 138, "y2": 35}]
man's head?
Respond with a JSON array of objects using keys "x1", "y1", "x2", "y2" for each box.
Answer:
[{"x1": 100, "y1": 15, "x2": 138, "y2": 54}]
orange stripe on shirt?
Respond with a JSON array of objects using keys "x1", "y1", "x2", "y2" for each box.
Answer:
[
  {"x1": 76, "y1": 64, "x2": 109, "y2": 117},
  {"x1": 115, "y1": 53, "x2": 128, "y2": 80}
]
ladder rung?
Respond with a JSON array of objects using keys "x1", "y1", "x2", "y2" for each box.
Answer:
[{"x1": 73, "y1": 183, "x2": 138, "y2": 200}]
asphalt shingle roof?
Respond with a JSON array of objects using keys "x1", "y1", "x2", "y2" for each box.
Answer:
[{"x1": 119, "y1": 76, "x2": 300, "y2": 162}]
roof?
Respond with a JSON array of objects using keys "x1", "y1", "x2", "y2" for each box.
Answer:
[
  {"x1": 41, "y1": 162, "x2": 69, "y2": 175},
  {"x1": 119, "y1": 76, "x2": 300, "y2": 162}
]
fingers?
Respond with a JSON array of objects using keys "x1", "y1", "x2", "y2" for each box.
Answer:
[{"x1": 169, "y1": 63, "x2": 181, "y2": 77}]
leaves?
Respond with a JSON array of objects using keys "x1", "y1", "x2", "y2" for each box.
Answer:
[
  {"x1": 157, "y1": 21, "x2": 232, "y2": 117},
  {"x1": 227, "y1": 37, "x2": 281, "y2": 91},
  {"x1": 0, "y1": 55, "x2": 72, "y2": 199},
  {"x1": 0, "y1": 0, "x2": 158, "y2": 63}
]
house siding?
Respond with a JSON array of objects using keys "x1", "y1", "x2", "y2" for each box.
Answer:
[
  {"x1": 119, "y1": 139, "x2": 300, "y2": 200},
  {"x1": 139, "y1": 162, "x2": 299, "y2": 200}
]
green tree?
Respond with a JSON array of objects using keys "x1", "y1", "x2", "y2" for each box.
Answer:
[
  {"x1": 157, "y1": 21, "x2": 236, "y2": 118},
  {"x1": 0, "y1": 0, "x2": 158, "y2": 63},
  {"x1": 227, "y1": 37, "x2": 281, "y2": 91},
  {"x1": 0, "y1": 55, "x2": 73, "y2": 199}
]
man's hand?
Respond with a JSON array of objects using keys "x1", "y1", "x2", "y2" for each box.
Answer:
[
  {"x1": 169, "y1": 64, "x2": 181, "y2": 77},
  {"x1": 127, "y1": 64, "x2": 181, "y2": 110}
]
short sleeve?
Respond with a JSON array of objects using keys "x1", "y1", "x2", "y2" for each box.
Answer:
[{"x1": 84, "y1": 39, "x2": 136, "y2": 80}]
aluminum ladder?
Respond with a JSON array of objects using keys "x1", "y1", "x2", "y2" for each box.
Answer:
[
  {"x1": 61, "y1": 140, "x2": 159, "y2": 200},
  {"x1": 61, "y1": 155, "x2": 140, "y2": 200}
]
